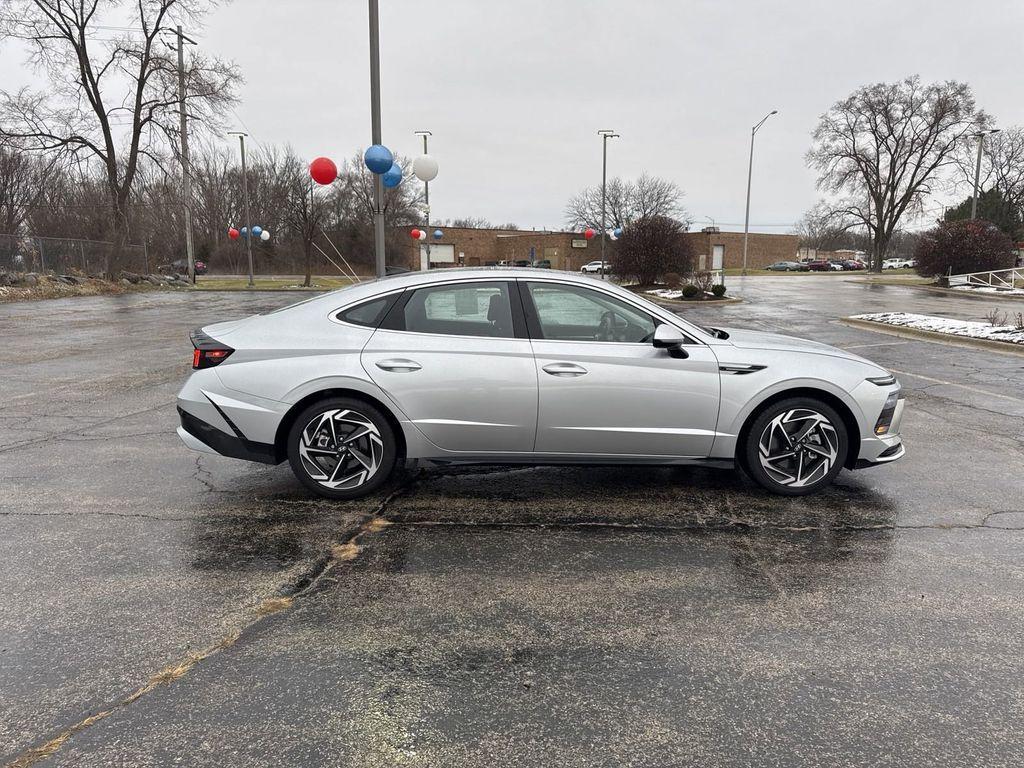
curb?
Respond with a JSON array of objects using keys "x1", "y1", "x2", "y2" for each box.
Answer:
[
  {"x1": 840, "y1": 317, "x2": 1024, "y2": 358},
  {"x1": 632, "y1": 293, "x2": 743, "y2": 308}
]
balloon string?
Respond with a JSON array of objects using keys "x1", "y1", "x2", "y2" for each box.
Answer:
[{"x1": 319, "y1": 229, "x2": 364, "y2": 283}]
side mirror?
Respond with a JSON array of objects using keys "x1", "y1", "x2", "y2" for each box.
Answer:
[{"x1": 653, "y1": 324, "x2": 688, "y2": 358}]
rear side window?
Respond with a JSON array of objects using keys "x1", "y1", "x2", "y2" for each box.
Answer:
[
  {"x1": 336, "y1": 295, "x2": 396, "y2": 328},
  {"x1": 396, "y1": 282, "x2": 515, "y2": 338}
]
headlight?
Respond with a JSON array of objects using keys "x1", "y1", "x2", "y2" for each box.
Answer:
[{"x1": 867, "y1": 374, "x2": 897, "y2": 386}]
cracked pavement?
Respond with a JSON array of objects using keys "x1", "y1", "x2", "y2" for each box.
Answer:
[{"x1": 1, "y1": 277, "x2": 1023, "y2": 767}]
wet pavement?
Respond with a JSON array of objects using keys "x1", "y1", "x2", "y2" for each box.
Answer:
[{"x1": 1, "y1": 277, "x2": 1023, "y2": 766}]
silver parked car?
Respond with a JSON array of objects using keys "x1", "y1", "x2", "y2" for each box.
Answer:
[{"x1": 177, "y1": 268, "x2": 905, "y2": 498}]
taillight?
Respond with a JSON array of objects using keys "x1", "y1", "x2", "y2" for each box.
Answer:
[{"x1": 190, "y1": 329, "x2": 234, "y2": 369}]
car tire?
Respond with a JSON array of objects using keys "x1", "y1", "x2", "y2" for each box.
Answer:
[
  {"x1": 286, "y1": 397, "x2": 398, "y2": 500},
  {"x1": 742, "y1": 397, "x2": 848, "y2": 496}
]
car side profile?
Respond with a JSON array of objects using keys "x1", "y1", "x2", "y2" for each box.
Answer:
[
  {"x1": 177, "y1": 268, "x2": 905, "y2": 499},
  {"x1": 580, "y1": 261, "x2": 607, "y2": 274},
  {"x1": 766, "y1": 261, "x2": 808, "y2": 271}
]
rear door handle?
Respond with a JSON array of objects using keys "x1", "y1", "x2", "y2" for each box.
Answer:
[
  {"x1": 542, "y1": 362, "x2": 588, "y2": 377},
  {"x1": 375, "y1": 358, "x2": 422, "y2": 372}
]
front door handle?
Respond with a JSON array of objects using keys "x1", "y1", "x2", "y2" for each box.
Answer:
[
  {"x1": 375, "y1": 358, "x2": 422, "y2": 372},
  {"x1": 542, "y1": 362, "x2": 588, "y2": 377}
]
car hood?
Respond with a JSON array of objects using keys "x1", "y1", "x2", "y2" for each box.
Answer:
[{"x1": 720, "y1": 328, "x2": 878, "y2": 365}]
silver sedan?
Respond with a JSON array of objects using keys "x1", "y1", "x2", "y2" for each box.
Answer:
[{"x1": 177, "y1": 268, "x2": 905, "y2": 498}]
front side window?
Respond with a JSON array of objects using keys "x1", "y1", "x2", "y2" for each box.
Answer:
[
  {"x1": 401, "y1": 281, "x2": 514, "y2": 338},
  {"x1": 526, "y1": 282, "x2": 657, "y2": 343}
]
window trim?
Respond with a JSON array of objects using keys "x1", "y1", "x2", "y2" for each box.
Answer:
[
  {"x1": 376, "y1": 279, "x2": 528, "y2": 340},
  {"x1": 518, "y1": 279, "x2": 700, "y2": 346}
]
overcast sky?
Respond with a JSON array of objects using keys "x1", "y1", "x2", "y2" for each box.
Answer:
[{"x1": 2, "y1": 0, "x2": 1023, "y2": 232}]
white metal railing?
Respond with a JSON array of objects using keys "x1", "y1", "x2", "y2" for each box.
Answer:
[{"x1": 948, "y1": 267, "x2": 1024, "y2": 289}]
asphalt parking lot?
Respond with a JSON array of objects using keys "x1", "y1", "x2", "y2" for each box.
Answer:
[{"x1": 2, "y1": 276, "x2": 1024, "y2": 767}]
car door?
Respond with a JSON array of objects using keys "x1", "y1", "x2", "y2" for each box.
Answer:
[
  {"x1": 360, "y1": 279, "x2": 537, "y2": 453},
  {"x1": 520, "y1": 280, "x2": 722, "y2": 457}
]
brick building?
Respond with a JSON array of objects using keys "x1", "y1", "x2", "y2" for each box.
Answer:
[
  {"x1": 684, "y1": 228, "x2": 800, "y2": 270},
  {"x1": 396, "y1": 226, "x2": 798, "y2": 272}
]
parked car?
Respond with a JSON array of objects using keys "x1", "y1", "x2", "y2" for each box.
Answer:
[
  {"x1": 580, "y1": 260, "x2": 607, "y2": 274},
  {"x1": 806, "y1": 259, "x2": 842, "y2": 272},
  {"x1": 178, "y1": 269, "x2": 905, "y2": 499},
  {"x1": 883, "y1": 258, "x2": 913, "y2": 270},
  {"x1": 766, "y1": 261, "x2": 808, "y2": 271},
  {"x1": 841, "y1": 259, "x2": 867, "y2": 271},
  {"x1": 532, "y1": 259, "x2": 552, "y2": 269}
]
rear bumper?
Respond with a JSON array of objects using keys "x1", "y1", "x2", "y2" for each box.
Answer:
[{"x1": 177, "y1": 407, "x2": 280, "y2": 465}]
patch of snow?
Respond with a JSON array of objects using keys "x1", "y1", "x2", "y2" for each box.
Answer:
[
  {"x1": 646, "y1": 288, "x2": 686, "y2": 299},
  {"x1": 851, "y1": 312, "x2": 1024, "y2": 345},
  {"x1": 950, "y1": 284, "x2": 1024, "y2": 296}
]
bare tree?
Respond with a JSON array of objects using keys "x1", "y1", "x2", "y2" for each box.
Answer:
[
  {"x1": 807, "y1": 76, "x2": 987, "y2": 272},
  {"x1": 0, "y1": 0, "x2": 240, "y2": 274},
  {"x1": 0, "y1": 147, "x2": 49, "y2": 236},
  {"x1": 612, "y1": 215, "x2": 693, "y2": 285},
  {"x1": 279, "y1": 151, "x2": 329, "y2": 287},
  {"x1": 564, "y1": 173, "x2": 687, "y2": 232}
]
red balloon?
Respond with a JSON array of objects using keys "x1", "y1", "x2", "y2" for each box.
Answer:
[
  {"x1": 228, "y1": 227, "x2": 240, "y2": 240},
  {"x1": 409, "y1": 228, "x2": 422, "y2": 239},
  {"x1": 309, "y1": 156, "x2": 338, "y2": 185},
  {"x1": 584, "y1": 228, "x2": 595, "y2": 240}
]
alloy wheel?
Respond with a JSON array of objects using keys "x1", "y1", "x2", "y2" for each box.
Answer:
[
  {"x1": 297, "y1": 409, "x2": 384, "y2": 490},
  {"x1": 757, "y1": 408, "x2": 839, "y2": 488}
]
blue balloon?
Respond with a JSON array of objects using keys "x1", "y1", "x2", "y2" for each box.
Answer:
[
  {"x1": 433, "y1": 229, "x2": 443, "y2": 239},
  {"x1": 251, "y1": 226, "x2": 263, "y2": 237},
  {"x1": 613, "y1": 227, "x2": 623, "y2": 238},
  {"x1": 240, "y1": 227, "x2": 248, "y2": 237},
  {"x1": 382, "y1": 162, "x2": 403, "y2": 188},
  {"x1": 364, "y1": 144, "x2": 394, "y2": 175}
]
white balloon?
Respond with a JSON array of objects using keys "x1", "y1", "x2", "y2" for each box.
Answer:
[
  {"x1": 413, "y1": 154, "x2": 439, "y2": 182},
  {"x1": 417, "y1": 229, "x2": 428, "y2": 240},
  {"x1": 260, "y1": 230, "x2": 271, "y2": 241}
]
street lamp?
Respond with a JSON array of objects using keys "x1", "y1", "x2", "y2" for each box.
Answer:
[
  {"x1": 414, "y1": 130, "x2": 433, "y2": 270},
  {"x1": 227, "y1": 131, "x2": 254, "y2": 287},
  {"x1": 971, "y1": 128, "x2": 1001, "y2": 220},
  {"x1": 742, "y1": 109, "x2": 778, "y2": 276},
  {"x1": 598, "y1": 129, "x2": 619, "y2": 280}
]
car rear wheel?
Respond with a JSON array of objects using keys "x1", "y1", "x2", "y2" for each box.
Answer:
[
  {"x1": 743, "y1": 398, "x2": 848, "y2": 496},
  {"x1": 286, "y1": 397, "x2": 398, "y2": 500}
]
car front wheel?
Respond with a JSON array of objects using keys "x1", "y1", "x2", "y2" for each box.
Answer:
[
  {"x1": 743, "y1": 398, "x2": 848, "y2": 496},
  {"x1": 286, "y1": 397, "x2": 398, "y2": 499}
]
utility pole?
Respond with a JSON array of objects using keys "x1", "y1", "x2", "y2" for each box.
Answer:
[
  {"x1": 598, "y1": 129, "x2": 619, "y2": 280},
  {"x1": 971, "y1": 128, "x2": 1001, "y2": 220},
  {"x1": 368, "y1": 0, "x2": 386, "y2": 278},
  {"x1": 742, "y1": 110, "x2": 778, "y2": 276},
  {"x1": 175, "y1": 26, "x2": 198, "y2": 284},
  {"x1": 228, "y1": 131, "x2": 255, "y2": 287},
  {"x1": 415, "y1": 130, "x2": 432, "y2": 271}
]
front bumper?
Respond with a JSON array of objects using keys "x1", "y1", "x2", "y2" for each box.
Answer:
[{"x1": 853, "y1": 397, "x2": 905, "y2": 469}]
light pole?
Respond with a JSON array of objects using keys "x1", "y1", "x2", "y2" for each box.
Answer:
[
  {"x1": 415, "y1": 130, "x2": 432, "y2": 270},
  {"x1": 742, "y1": 109, "x2": 778, "y2": 276},
  {"x1": 368, "y1": 0, "x2": 386, "y2": 278},
  {"x1": 228, "y1": 131, "x2": 255, "y2": 287},
  {"x1": 971, "y1": 128, "x2": 1001, "y2": 220},
  {"x1": 173, "y1": 26, "x2": 198, "y2": 284},
  {"x1": 598, "y1": 129, "x2": 619, "y2": 279}
]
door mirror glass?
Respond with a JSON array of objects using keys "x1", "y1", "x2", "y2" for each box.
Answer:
[{"x1": 653, "y1": 324, "x2": 686, "y2": 349}]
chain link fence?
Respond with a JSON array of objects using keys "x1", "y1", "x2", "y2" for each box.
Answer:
[{"x1": 0, "y1": 233, "x2": 150, "y2": 275}]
